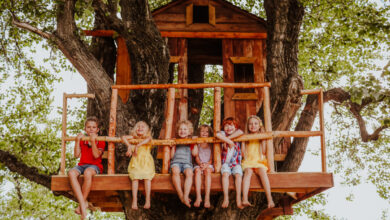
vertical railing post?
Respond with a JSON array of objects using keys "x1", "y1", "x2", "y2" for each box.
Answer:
[
  {"x1": 162, "y1": 88, "x2": 175, "y2": 174},
  {"x1": 107, "y1": 89, "x2": 118, "y2": 174},
  {"x1": 60, "y1": 93, "x2": 68, "y2": 175},
  {"x1": 263, "y1": 87, "x2": 275, "y2": 172},
  {"x1": 319, "y1": 88, "x2": 327, "y2": 172},
  {"x1": 213, "y1": 87, "x2": 222, "y2": 172}
]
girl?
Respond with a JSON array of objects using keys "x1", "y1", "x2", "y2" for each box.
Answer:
[
  {"x1": 170, "y1": 120, "x2": 195, "y2": 208},
  {"x1": 216, "y1": 117, "x2": 244, "y2": 209},
  {"x1": 241, "y1": 115, "x2": 275, "y2": 208},
  {"x1": 193, "y1": 125, "x2": 214, "y2": 208},
  {"x1": 121, "y1": 121, "x2": 155, "y2": 210}
]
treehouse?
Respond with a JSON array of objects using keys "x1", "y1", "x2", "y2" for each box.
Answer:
[{"x1": 51, "y1": 0, "x2": 333, "y2": 218}]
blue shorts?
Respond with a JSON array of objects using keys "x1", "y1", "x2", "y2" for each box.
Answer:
[
  {"x1": 70, "y1": 164, "x2": 100, "y2": 175},
  {"x1": 221, "y1": 163, "x2": 243, "y2": 176},
  {"x1": 171, "y1": 162, "x2": 193, "y2": 173}
]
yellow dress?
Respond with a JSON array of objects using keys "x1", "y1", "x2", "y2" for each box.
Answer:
[
  {"x1": 128, "y1": 144, "x2": 155, "y2": 180},
  {"x1": 241, "y1": 140, "x2": 268, "y2": 171}
]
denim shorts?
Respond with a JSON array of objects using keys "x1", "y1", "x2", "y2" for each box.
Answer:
[
  {"x1": 171, "y1": 162, "x2": 193, "y2": 173},
  {"x1": 221, "y1": 163, "x2": 243, "y2": 176},
  {"x1": 70, "y1": 164, "x2": 100, "y2": 175}
]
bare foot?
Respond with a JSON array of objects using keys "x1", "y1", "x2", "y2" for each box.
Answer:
[
  {"x1": 204, "y1": 200, "x2": 211, "y2": 208},
  {"x1": 143, "y1": 202, "x2": 151, "y2": 209},
  {"x1": 183, "y1": 197, "x2": 191, "y2": 208},
  {"x1": 74, "y1": 206, "x2": 81, "y2": 215},
  {"x1": 131, "y1": 200, "x2": 138, "y2": 210},
  {"x1": 242, "y1": 200, "x2": 252, "y2": 207},
  {"x1": 221, "y1": 199, "x2": 229, "y2": 208},
  {"x1": 236, "y1": 201, "x2": 244, "y2": 209},
  {"x1": 268, "y1": 200, "x2": 275, "y2": 209},
  {"x1": 194, "y1": 198, "x2": 202, "y2": 207}
]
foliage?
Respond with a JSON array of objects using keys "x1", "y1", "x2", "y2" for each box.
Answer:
[{"x1": 0, "y1": 0, "x2": 389, "y2": 219}]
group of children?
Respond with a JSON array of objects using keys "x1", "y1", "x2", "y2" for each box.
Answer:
[{"x1": 69, "y1": 115, "x2": 274, "y2": 218}]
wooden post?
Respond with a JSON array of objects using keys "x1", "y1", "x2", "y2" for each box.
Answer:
[
  {"x1": 263, "y1": 87, "x2": 275, "y2": 172},
  {"x1": 178, "y1": 39, "x2": 188, "y2": 120},
  {"x1": 213, "y1": 87, "x2": 222, "y2": 172},
  {"x1": 222, "y1": 39, "x2": 235, "y2": 118},
  {"x1": 319, "y1": 88, "x2": 327, "y2": 172},
  {"x1": 162, "y1": 88, "x2": 175, "y2": 174},
  {"x1": 107, "y1": 89, "x2": 118, "y2": 174},
  {"x1": 60, "y1": 93, "x2": 68, "y2": 175}
]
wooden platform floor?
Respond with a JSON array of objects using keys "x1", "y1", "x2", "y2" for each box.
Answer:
[{"x1": 51, "y1": 172, "x2": 333, "y2": 212}]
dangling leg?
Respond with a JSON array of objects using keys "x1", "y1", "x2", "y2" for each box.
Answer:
[
  {"x1": 242, "y1": 168, "x2": 253, "y2": 206},
  {"x1": 255, "y1": 168, "x2": 275, "y2": 208},
  {"x1": 68, "y1": 169, "x2": 85, "y2": 216},
  {"x1": 194, "y1": 168, "x2": 202, "y2": 207},
  {"x1": 221, "y1": 172, "x2": 230, "y2": 208},
  {"x1": 171, "y1": 166, "x2": 184, "y2": 203},
  {"x1": 143, "y1": 179, "x2": 151, "y2": 209},
  {"x1": 183, "y1": 168, "x2": 193, "y2": 208},
  {"x1": 234, "y1": 173, "x2": 243, "y2": 209},
  {"x1": 203, "y1": 167, "x2": 212, "y2": 208},
  {"x1": 131, "y1": 179, "x2": 139, "y2": 210}
]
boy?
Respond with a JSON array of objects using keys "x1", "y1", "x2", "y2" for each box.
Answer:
[
  {"x1": 216, "y1": 117, "x2": 244, "y2": 209},
  {"x1": 68, "y1": 116, "x2": 106, "y2": 219}
]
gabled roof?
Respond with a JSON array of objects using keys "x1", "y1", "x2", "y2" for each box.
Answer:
[{"x1": 152, "y1": 0, "x2": 266, "y2": 25}]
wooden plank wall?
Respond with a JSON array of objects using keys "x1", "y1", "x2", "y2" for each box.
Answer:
[{"x1": 222, "y1": 39, "x2": 265, "y2": 130}]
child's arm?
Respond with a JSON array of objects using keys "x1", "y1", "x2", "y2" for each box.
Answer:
[
  {"x1": 74, "y1": 133, "x2": 84, "y2": 158},
  {"x1": 241, "y1": 141, "x2": 246, "y2": 159},
  {"x1": 216, "y1": 132, "x2": 235, "y2": 149},
  {"x1": 90, "y1": 133, "x2": 103, "y2": 159},
  {"x1": 192, "y1": 145, "x2": 201, "y2": 165},
  {"x1": 261, "y1": 140, "x2": 267, "y2": 156},
  {"x1": 122, "y1": 135, "x2": 134, "y2": 157},
  {"x1": 134, "y1": 136, "x2": 152, "y2": 156},
  {"x1": 227, "y1": 129, "x2": 244, "y2": 140},
  {"x1": 170, "y1": 145, "x2": 176, "y2": 159}
]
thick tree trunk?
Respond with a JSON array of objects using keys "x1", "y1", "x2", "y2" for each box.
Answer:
[{"x1": 264, "y1": 0, "x2": 305, "y2": 153}]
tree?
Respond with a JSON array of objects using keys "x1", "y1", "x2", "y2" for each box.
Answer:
[{"x1": 0, "y1": 0, "x2": 389, "y2": 219}]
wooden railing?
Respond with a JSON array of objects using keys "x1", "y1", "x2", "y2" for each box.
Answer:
[{"x1": 58, "y1": 84, "x2": 327, "y2": 175}]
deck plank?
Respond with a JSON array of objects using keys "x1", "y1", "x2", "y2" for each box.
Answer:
[{"x1": 51, "y1": 172, "x2": 333, "y2": 193}]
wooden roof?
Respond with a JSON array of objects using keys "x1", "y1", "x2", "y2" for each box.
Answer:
[{"x1": 152, "y1": 0, "x2": 267, "y2": 33}]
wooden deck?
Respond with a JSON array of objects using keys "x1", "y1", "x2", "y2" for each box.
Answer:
[{"x1": 51, "y1": 172, "x2": 333, "y2": 212}]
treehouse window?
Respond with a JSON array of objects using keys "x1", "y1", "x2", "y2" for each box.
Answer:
[
  {"x1": 193, "y1": 6, "x2": 209, "y2": 23},
  {"x1": 234, "y1": 64, "x2": 254, "y2": 93}
]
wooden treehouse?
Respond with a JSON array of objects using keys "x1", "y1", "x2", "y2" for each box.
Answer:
[{"x1": 51, "y1": 0, "x2": 333, "y2": 218}]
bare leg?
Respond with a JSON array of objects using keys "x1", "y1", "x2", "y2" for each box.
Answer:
[
  {"x1": 221, "y1": 172, "x2": 230, "y2": 208},
  {"x1": 131, "y1": 179, "x2": 139, "y2": 209},
  {"x1": 255, "y1": 168, "x2": 275, "y2": 208},
  {"x1": 234, "y1": 173, "x2": 243, "y2": 209},
  {"x1": 194, "y1": 168, "x2": 202, "y2": 207},
  {"x1": 204, "y1": 168, "x2": 212, "y2": 208},
  {"x1": 242, "y1": 168, "x2": 253, "y2": 206},
  {"x1": 68, "y1": 169, "x2": 87, "y2": 219},
  {"x1": 171, "y1": 167, "x2": 184, "y2": 203},
  {"x1": 144, "y1": 180, "x2": 151, "y2": 209},
  {"x1": 183, "y1": 168, "x2": 193, "y2": 208}
]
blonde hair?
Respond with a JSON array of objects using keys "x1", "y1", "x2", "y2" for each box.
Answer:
[
  {"x1": 130, "y1": 121, "x2": 151, "y2": 138},
  {"x1": 198, "y1": 124, "x2": 213, "y2": 137},
  {"x1": 245, "y1": 115, "x2": 265, "y2": 134},
  {"x1": 176, "y1": 120, "x2": 194, "y2": 136}
]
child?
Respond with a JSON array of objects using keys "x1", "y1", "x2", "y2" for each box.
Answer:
[
  {"x1": 68, "y1": 116, "x2": 106, "y2": 219},
  {"x1": 121, "y1": 121, "x2": 155, "y2": 210},
  {"x1": 241, "y1": 115, "x2": 275, "y2": 208},
  {"x1": 170, "y1": 120, "x2": 195, "y2": 208},
  {"x1": 216, "y1": 117, "x2": 244, "y2": 209},
  {"x1": 193, "y1": 125, "x2": 214, "y2": 208}
]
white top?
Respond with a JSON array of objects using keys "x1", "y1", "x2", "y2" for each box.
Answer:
[{"x1": 224, "y1": 147, "x2": 234, "y2": 165}]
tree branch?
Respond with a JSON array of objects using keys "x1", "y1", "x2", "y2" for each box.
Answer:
[
  {"x1": 11, "y1": 16, "x2": 53, "y2": 40},
  {"x1": 92, "y1": 0, "x2": 124, "y2": 31},
  {"x1": 0, "y1": 149, "x2": 74, "y2": 199}
]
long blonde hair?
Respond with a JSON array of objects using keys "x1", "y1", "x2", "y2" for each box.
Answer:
[
  {"x1": 130, "y1": 121, "x2": 151, "y2": 138},
  {"x1": 245, "y1": 115, "x2": 265, "y2": 134}
]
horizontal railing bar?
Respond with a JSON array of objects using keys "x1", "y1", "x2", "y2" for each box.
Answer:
[
  {"x1": 300, "y1": 89, "x2": 321, "y2": 95},
  {"x1": 111, "y1": 82, "x2": 271, "y2": 90},
  {"x1": 64, "y1": 131, "x2": 322, "y2": 145},
  {"x1": 64, "y1": 93, "x2": 95, "y2": 98}
]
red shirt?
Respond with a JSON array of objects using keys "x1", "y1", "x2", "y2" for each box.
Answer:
[{"x1": 78, "y1": 140, "x2": 106, "y2": 173}]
